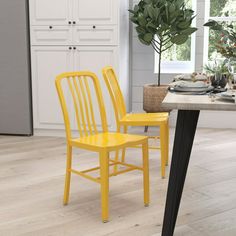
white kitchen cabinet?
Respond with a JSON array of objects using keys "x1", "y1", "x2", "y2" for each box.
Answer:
[
  {"x1": 30, "y1": 0, "x2": 130, "y2": 132},
  {"x1": 29, "y1": 0, "x2": 72, "y2": 26}
]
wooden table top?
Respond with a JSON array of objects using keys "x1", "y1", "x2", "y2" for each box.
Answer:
[{"x1": 162, "y1": 92, "x2": 236, "y2": 111}]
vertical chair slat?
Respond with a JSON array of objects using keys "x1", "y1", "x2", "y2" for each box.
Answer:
[
  {"x1": 73, "y1": 77, "x2": 88, "y2": 136},
  {"x1": 55, "y1": 76, "x2": 72, "y2": 140},
  {"x1": 105, "y1": 69, "x2": 126, "y2": 121},
  {"x1": 67, "y1": 78, "x2": 83, "y2": 137},
  {"x1": 84, "y1": 78, "x2": 98, "y2": 134},
  {"x1": 78, "y1": 77, "x2": 93, "y2": 134}
]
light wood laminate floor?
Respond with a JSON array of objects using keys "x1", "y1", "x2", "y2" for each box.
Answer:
[{"x1": 0, "y1": 128, "x2": 236, "y2": 236}]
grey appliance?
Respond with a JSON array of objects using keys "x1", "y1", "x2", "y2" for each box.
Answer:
[{"x1": 0, "y1": 0, "x2": 33, "y2": 135}]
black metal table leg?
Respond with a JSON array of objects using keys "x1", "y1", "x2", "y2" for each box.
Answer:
[{"x1": 161, "y1": 110, "x2": 200, "y2": 236}]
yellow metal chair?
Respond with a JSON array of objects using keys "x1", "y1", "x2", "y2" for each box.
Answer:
[
  {"x1": 55, "y1": 71, "x2": 149, "y2": 223},
  {"x1": 102, "y1": 66, "x2": 169, "y2": 178}
]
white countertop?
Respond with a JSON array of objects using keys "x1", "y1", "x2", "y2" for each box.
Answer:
[{"x1": 162, "y1": 92, "x2": 236, "y2": 111}]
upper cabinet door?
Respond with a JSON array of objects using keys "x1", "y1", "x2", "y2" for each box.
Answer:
[
  {"x1": 73, "y1": 0, "x2": 118, "y2": 25},
  {"x1": 29, "y1": 0, "x2": 72, "y2": 26}
]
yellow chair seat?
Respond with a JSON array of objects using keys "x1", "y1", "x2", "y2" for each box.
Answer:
[
  {"x1": 71, "y1": 132, "x2": 147, "y2": 151},
  {"x1": 120, "y1": 113, "x2": 169, "y2": 126}
]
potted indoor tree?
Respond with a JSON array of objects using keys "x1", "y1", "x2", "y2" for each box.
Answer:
[{"x1": 129, "y1": 0, "x2": 197, "y2": 112}]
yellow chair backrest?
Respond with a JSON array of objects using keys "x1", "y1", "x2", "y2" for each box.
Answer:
[
  {"x1": 55, "y1": 72, "x2": 108, "y2": 140},
  {"x1": 102, "y1": 66, "x2": 127, "y2": 125}
]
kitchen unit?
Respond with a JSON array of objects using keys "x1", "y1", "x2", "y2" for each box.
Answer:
[{"x1": 29, "y1": 0, "x2": 130, "y2": 132}]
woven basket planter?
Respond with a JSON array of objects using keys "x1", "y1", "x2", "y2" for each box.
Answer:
[{"x1": 143, "y1": 84, "x2": 171, "y2": 113}]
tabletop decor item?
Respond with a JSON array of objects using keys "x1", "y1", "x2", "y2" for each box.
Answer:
[
  {"x1": 169, "y1": 80, "x2": 213, "y2": 95},
  {"x1": 215, "y1": 90, "x2": 236, "y2": 103},
  {"x1": 173, "y1": 72, "x2": 208, "y2": 82},
  {"x1": 129, "y1": 0, "x2": 197, "y2": 112},
  {"x1": 204, "y1": 60, "x2": 230, "y2": 88}
]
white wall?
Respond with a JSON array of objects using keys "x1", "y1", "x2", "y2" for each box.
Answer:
[{"x1": 130, "y1": 0, "x2": 236, "y2": 128}]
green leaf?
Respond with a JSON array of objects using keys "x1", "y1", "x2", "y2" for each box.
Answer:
[
  {"x1": 146, "y1": 21, "x2": 157, "y2": 28},
  {"x1": 143, "y1": 33, "x2": 153, "y2": 43},
  {"x1": 138, "y1": 14, "x2": 147, "y2": 27},
  {"x1": 136, "y1": 26, "x2": 146, "y2": 34},
  {"x1": 171, "y1": 34, "x2": 188, "y2": 45},
  {"x1": 146, "y1": 22, "x2": 157, "y2": 34},
  {"x1": 165, "y1": 3, "x2": 169, "y2": 23},
  {"x1": 204, "y1": 20, "x2": 217, "y2": 27},
  {"x1": 181, "y1": 27, "x2": 198, "y2": 35},
  {"x1": 138, "y1": 34, "x2": 151, "y2": 45},
  {"x1": 177, "y1": 21, "x2": 191, "y2": 29},
  {"x1": 176, "y1": 0, "x2": 185, "y2": 8},
  {"x1": 204, "y1": 20, "x2": 222, "y2": 30},
  {"x1": 146, "y1": 5, "x2": 156, "y2": 19},
  {"x1": 134, "y1": 5, "x2": 139, "y2": 13},
  {"x1": 128, "y1": 9, "x2": 135, "y2": 14},
  {"x1": 169, "y1": 3, "x2": 175, "y2": 14},
  {"x1": 130, "y1": 16, "x2": 138, "y2": 24},
  {"x1": 144, "y1": 0, "x2": 152, "y2": 4},
  {"x1": 144, "y1": 7, "x2": 149, "y2": 18}
]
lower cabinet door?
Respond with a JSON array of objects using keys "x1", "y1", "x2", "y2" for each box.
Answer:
[
  {"x1": 74, "y1": 46, "x2": 118, "y2": 129},
  {"x1": 31, "y1": 46, "x2": 74, "y2": 130}
]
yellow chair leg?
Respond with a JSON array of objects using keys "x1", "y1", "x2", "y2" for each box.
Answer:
[
  {"x1": 113, "y1": 150, "x2": 119, "y2": 174},
  {"x1": 113, "y1": 125, "x2": 122, "y2": 174},
  {"x1": 121, "y1": 126, "x2": 127, "y2": 163},
  {"x1": 142, "y1": 141, "x2": 149, "y2": 206},
  {"x1": 63, "y1": 145, "x2": 72, "y2": 205},
  {"x1": 160, "y1": 124, "x2": 167, "y2": 179},
  {"x1": 99, "y1": 150, "x2": 109, "y2": 223},
  {"x1": 121, "y1": 148, "x2": 126, "y2": 163},
  {"x1": 165, "y1": 121, "x2": 169, "y2": 166}
]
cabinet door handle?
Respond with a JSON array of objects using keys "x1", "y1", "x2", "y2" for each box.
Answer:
[
  {"x1": 93, "y1": 25, "x2": 96, "y2": 29},
  {"x1": 73, "y1": 47, "x2": 76, "y2": 50},
  {"x1": 49, "y1": 26, "x2": 53, "y2": 29},
  {"x1": 73, "y1": 21, "x2": 76, "y2": 25},
  {"x1": 69, "y1": 47, "x2": 72, "y2": 50},
  {"x1": 68, "y1": 21, "x2": 72, "y2": 25}
]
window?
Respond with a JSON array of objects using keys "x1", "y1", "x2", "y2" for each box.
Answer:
[
  {"x1": 204, "y1": 0, "x2": 236, "y2": 63},
  {"x1": 154, "y1": 0, "x2": 196, "y2": 74}
]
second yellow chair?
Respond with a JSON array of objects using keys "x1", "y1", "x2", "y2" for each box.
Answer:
[{"x1": 102, "y1": 66, "x2": 169, "y2": 178}]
